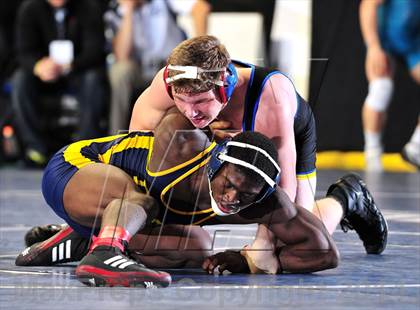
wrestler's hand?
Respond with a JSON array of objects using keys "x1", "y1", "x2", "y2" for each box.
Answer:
[
  {"x1": 208, "y1": 120, "x2": 239, "y2": 142},
  {"x1": 202, "y1": 250, "x2": 250, "y2": 274}
]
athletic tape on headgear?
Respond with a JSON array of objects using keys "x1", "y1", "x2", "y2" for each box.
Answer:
[
  {"x1": 163, "y1": 62, "x2": 238, "y2": 103},
  {"x1": 207, "y1": 140, "x2": 281, "y2": 204}
]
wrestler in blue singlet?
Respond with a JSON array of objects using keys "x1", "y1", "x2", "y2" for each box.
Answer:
[{"x1": 235, "y1": 60, "x2": 317, "y2": 178}]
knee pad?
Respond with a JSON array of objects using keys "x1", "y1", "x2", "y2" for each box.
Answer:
[{"x1": 365, "y1": 78, "x2": 394, "y2": 112}]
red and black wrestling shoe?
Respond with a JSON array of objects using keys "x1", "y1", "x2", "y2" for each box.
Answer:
[
  {"x1": 24, "y1": 224, "x2": 64, "y2": 247},
  {"x1": 15, "y1": 225, "x2": 90, "y2": 266},
  {"x1": 76, "y1": 245, "x2": 172, "y2": 288},
  {"x1": 327, "y1": 173, "x2": 388, "y2": 254}
]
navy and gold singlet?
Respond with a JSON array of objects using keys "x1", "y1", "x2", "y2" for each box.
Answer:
[{"x1": 42, "y1": 132, "x2": 218, "y2": 237}]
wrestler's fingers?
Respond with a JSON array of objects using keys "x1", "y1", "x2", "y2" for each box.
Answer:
[
  {"x1": 202, "y1": 258, "x2": 210, "y2": 270},
  {"x1": 202, "y1": 257, "x2": 218, "y2": 274},
  {"x1": 218, "y1": 263, "x2": 228, "y2": 274},
  {"x1": 209, "y1": 120, "x2": 231, "y2": 129},
  {"x1": 208, "y1": 257, "x2": 219, "y2": 274},
  {"x1": 202, "y1": 257, "x2": 214, "y2": 271},
  {"x1": 211, "y1": 130, "x2": 238, "y2": 143}
]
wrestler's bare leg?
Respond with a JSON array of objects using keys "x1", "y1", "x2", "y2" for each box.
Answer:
[
  {"x1": 129, "y1": 225, "x2": 212, "y2": 268},
  {"x1": 63, "y1": 163, "x2": 156, "y2": 231}
]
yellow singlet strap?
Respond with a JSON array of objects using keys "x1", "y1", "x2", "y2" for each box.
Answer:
[
  {"x1": 158, "y1": 142, "x2": 218, "y2": 217},
  {"x1": 160, "y1": 156, "x2": 214, "y2": 215}
]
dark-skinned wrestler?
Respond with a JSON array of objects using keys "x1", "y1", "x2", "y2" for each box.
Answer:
[{"x1": 15, "y1": 109, "x2": 386, "y2": 287}]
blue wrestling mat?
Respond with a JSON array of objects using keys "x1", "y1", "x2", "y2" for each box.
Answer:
[{"x1": 0, "y1": 168, "x2": 419, "y2": 309}]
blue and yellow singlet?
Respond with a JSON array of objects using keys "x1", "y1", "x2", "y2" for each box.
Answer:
[{"x1": 59, "y1": 131, "x2": 218, "y2": 226}]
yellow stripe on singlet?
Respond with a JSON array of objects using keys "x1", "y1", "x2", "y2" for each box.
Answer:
[
  {"x1": 159, "y1": 155, "x2": 219, "y2": 225},
  {"x1": 146, "y1": 142, "x2": 217, "y2": 177},
  {"x1": 160, "y1": 156, "x2": 214, "y2": 215},
  {"x1": 99, "y1": 135, "x2": 154, "y2": 164},
  {"x1": 63, "y1": 134, "x2": 126, "y2": 169},
  {"x1": 193, "y1": 212, "x2": 219, "y2": 225},
  {"x1": 133, "y1": 176, "x2": 148, "y2": 193},
  {"x1": 297, "y1": 170, "x2": 317, "y2": 180},
  {"x1": 152, "y1": 142, "x2": 218, "y2": 225}
]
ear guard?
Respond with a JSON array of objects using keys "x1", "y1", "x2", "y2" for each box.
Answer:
[
  {"x1": 163, "y1": 62, "x2": 238, "y2": 104},
  {"x1": 207, "y1": 140, "x2": 281, "y2": 203}
]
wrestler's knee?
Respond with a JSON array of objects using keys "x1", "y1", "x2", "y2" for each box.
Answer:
[
  {"x1": 185, "y1": 225, "x2": 212, "y2": 253},
  {"x1": 172, "y1": 226, "x2": 213, "y2": 263},
  {"x1": 158, "y1": 226, "x2": 213, "y2": 267},
  {"x1": 131, "y1": 226, "x2": 212, "y2": 268}
]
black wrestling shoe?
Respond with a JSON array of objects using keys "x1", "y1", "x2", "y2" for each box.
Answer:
[
  {"x1": 327, "y1": 173, "x2": 388, "y2": 254},
  {"x1": 25, "y1": 224, "x2": 64, "y2": 247},
  {"x1": 76, "y1": 246, "x2": 171, "y2": 288},
  {"x1": 15, "y1": 226, "x2": 90, "y2": 266}
]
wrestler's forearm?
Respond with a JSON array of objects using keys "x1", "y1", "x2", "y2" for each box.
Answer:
[
  {"x1": 278, "y1": 240, "x2": 339, "y2": 273},
  {"x1": 241, "y1": 242, "x2": 338, "y2": 274}
]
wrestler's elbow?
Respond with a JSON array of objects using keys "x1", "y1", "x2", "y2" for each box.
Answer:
[
  {"x1": 322, "y1": 239, "x2": 340, "y2": 271},
  {"x1": 323, "y1": 246, "x2": 340, "y2": 270},
  {"x1": 312, "y1": 231, "x2": 340, "y2": 271}
]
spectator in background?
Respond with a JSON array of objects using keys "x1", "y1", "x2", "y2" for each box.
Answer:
[
  {"x1": 12, "y1": 0, "x2": 107, "y2": 166},
  {"x1": 105, "y1": 0, "x2": 210, "y2": 134},
  {"x1": 359, "y1": 0, "x2": 420, "y2": 171}
]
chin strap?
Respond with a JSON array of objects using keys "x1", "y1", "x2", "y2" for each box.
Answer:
[{"x1": 208, "y1": 179, "x2": 234, "y2": 216}]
